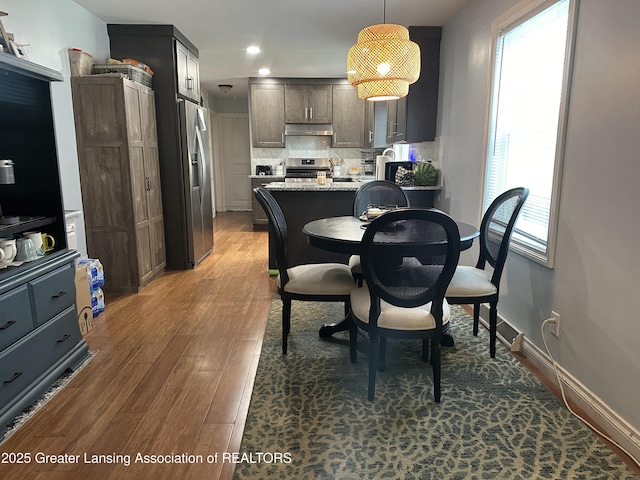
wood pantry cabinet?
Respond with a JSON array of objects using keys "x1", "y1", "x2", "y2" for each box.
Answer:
[
  {"x1": 71, "y1": 76, "x2": 166, "y2": 293},
  {"x1": 0, "y1": 54, "x2": 89, "y2": 440},
  {"x1": 284, "y1": 84, "x2": 332, "y2": 124},
  {"x1": 386, "y1": 26, "x2": 442, "y2": 144},
  {"x1": 250, "y1": 83, "x2": 285, "y2": 148}
]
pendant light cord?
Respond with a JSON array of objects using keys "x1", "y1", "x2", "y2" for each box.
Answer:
[{"x1": 383, "y1": 0, "x2": 386, "y2": 24}]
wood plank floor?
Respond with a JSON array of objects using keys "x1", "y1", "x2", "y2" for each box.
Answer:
[
  {"x1": 0, "y1": 212, "x2": 275, "y2": 480},
  {"x1": 1, "y1": 211, "x2": 638, "y2": 478}
]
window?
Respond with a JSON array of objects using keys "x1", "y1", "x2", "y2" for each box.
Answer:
[{"x1": 484, "y1": 0, "x2": 577, "y2": 267}]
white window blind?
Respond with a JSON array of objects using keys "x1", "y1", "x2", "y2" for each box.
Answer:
[{"x1": 485, "y1": 0, "x2": 573, "y2": 266}]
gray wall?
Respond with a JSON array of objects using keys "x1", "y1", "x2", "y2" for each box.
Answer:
[{"x1": 439, "y1": 0, "x2": 640, "y2": 431}]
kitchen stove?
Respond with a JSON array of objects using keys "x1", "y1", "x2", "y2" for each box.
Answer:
[{"x1": 284, "y1": 158, "x2": 331, "y2": 183}]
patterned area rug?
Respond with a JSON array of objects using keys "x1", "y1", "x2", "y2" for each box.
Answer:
[
  {"x1": 0, "y1": 350, "x2": 97, "y2": 446},
  {"x1": 235, "y1": 299, "x2": 637, "y2": 479}
]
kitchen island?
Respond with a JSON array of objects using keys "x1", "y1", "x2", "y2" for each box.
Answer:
[{"x1": 260, "y1": 181, "x2": 442, "y2": 271}]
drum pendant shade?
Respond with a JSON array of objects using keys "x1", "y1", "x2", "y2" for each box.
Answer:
[{"x1": 347, "y1": 23, "x2": 420, "y2": 101}]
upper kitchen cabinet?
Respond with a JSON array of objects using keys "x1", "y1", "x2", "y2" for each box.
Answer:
[
  {"x1": 332, "y1": 84, "x2": 365, "y2": 148},
  {"x1": 176, "y1": 41, "x2": 200, "y2": 102},
  {"x1": 386, "y1": 26, "x2": 442, "y2": 144},
  {"x1": 284, "y1": 84, "x2": 332, "y2": 124},
  {"x1": 250, "y1": 82, "x2": 285, "y2": 148}
]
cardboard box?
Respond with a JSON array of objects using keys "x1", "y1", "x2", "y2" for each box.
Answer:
[{"x1": 75, "y1": 263, "x2": 93, "y2": 335}]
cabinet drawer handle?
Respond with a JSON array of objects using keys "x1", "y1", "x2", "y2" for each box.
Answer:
[
  {"x1": 4, "y1": 372, "x2": 23, "y2": 384},
  {"x1": 57, "y1": 333, "x2": 71, "y2": 343},
  {"x1": 0, "y1": 320, "x2": 16, "y2": 330},
  {"x1": 52, "y1": 291, "x2": 67, "y2": 299}
]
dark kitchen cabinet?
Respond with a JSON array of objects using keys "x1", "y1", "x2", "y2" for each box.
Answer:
[
  {"x1": 249, "y1": 83, "x2": 285, "y2": 148},
  {"x1": 107, "y1": 24, "x2": 204, "y2": 269},
  {"x1": 176, "y1": 41, "x2": 200, "y2": 102},
  {"x1": 284, "y1": 84, "x2": 332, "y2": 124},
  {"x1": 364, "y1": 100, "x2": 375, "y2": 148},
  {"x1": 332, "y1": 84, "x2": 365, "y2": 148},
  {"x1": 385, "y1": 26, "x2": 442, "y2": 144},
  {"x1": 0, "y1": 54, "x2": 89, "y2": 440},
  {"x1": 251, "y1": 176, "x2": 284, "y2": 227},
  {"x1": 386, "y1": 96, "x2": 407, "y2": 144}
]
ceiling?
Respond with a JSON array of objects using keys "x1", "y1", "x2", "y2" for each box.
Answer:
[{"x1": 72, "y1": 0, "x2": 469, "y2": 99}]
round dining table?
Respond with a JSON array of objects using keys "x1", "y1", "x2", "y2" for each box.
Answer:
[
  {"x1": 302, "y1": 214, "x2": 480, "y2": 340},
  {"x1": 303, "y1": 215, "x2": 479, "y2": 255}
]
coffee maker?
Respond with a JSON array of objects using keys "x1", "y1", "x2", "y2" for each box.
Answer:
[{"x1": 0, "y1": 159, "x2": 18, "y2": 225}]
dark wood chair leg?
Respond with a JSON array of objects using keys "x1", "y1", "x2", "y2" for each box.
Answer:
[
  {"x1": 431, "y1": 337, "x2": 441, "y2": 403},
  {"x1": 282, "y1": 298, "x2": 291, "y2": 355},
  {"x1": 349, "y1": 317, "x2": 357, "y2": 363},
  {"x1": 422, "y1": 338, "x2": 429, "y2": 362},
  {"x1": 368, "y1": 334, "x2": 379, "y2": 401},
  {"x1": 378, "y1": 337, "x2": 386, "y2": 372},
  {"x1": 473, "y1": 303, "x2": 480, "y2": 336},
  {"x1": 489, "y1": 302, "x2": 497, "y2": 358}
]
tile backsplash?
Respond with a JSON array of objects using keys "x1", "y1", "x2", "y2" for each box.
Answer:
[{"x1": 251, "y1": 136, "x2": 444, "y2": 177}]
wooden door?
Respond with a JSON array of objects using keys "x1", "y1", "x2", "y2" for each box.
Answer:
[
  {"x1": 124, "y1": 83, "x2": 154, "y2": 284},
  {"x1": 219, "y1": 114, "x2": 251, "y2": 211},
  {"x1": 140, "y1": 88, "x2": 166, "y2": 275}
]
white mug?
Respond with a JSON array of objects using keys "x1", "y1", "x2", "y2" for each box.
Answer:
[
  {"x1": 0, "y1": 238, "x2": 17, "y2": 269},
  {"x1": 23, "y1": 231, "x2": 45, "y2": 256}
]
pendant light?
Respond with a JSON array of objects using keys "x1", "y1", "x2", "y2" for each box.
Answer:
[{"x1": 347, "y1": 0, "x2": 420, "y2": 101}]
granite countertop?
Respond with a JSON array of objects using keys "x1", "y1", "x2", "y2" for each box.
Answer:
[
  {"x1": 263, "y1": 180, "x2": 442, "y2": 191},
  {"x1": 264, "y1": 181, "x2": 363, "y2": 191},
  {"x1": 263, "y1": 181, "x2": 443, "y2": 191}
]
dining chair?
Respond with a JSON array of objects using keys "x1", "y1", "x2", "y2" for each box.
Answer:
[
  {"x1": 253, "y1": 188, "x2": 354, "y2": 354},
  {"x1": 349, "y1": 180, "x2": 410, "y2": 286},
  {"x1": 445, "y1": 187, "x2": 529, "y2": 358},
  {"x1": 349, "y1": 208, "x2": 461, "y2": 402}
]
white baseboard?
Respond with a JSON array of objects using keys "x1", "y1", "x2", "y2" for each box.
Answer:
[{"x1": 475, "y1": 307, "x2": 640, "y2": 464}]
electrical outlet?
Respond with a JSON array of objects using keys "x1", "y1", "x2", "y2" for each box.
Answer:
[{"x1": 550, "y1": 311, "x2": 560, "y2": 337}]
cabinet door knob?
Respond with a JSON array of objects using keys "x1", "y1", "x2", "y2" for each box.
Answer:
[
  {"x1": 304, "y1": 107, "x2": 308, "y2": 119},
  {"x1": 51, "y1": 291, "x2": 67, "y2": 299}
]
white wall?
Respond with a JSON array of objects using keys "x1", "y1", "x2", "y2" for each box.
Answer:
[
  {"x1": 2, "y1": 0, "x2": 110, "y2": 257},
  {"x1": 439, "y1": 0, "x2": 640, "y2": 433}
]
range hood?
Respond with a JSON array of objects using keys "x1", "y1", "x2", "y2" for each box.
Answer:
[{"x1": 284, "y1": 123, "x2": 333, "y2": 136}]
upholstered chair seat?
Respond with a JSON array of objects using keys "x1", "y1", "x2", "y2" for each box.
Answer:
[
  {"x1": 351, "y1": 288, "x2": 451, "y2": 330},
  {"x1": 278, "y1": 264, "x2": 355, "y2": 296},
  {"x1": 446, "y1": 267, "x2": 496, "y2": 297}
]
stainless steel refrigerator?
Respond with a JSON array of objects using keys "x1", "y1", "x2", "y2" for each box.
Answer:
[{"x1": 177, "y1": 99, "x2": 214, "y2": 268}]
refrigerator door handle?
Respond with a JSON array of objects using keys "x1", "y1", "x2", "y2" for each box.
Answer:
[{"x1": 195, "y1": 126, "x2": 206, "y2": 207}]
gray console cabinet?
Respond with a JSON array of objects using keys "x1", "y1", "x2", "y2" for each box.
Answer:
[{"x1": 0, "y1": 55, "x2": 89, "y2": 440}]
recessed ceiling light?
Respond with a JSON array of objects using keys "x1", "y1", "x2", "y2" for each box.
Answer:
[
  {"x1": 246, "y1": 45, "x2": 261, "y2": 54},
  {"x1": 258, "y1": 68, "x2": 270, "y2": 75}
]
